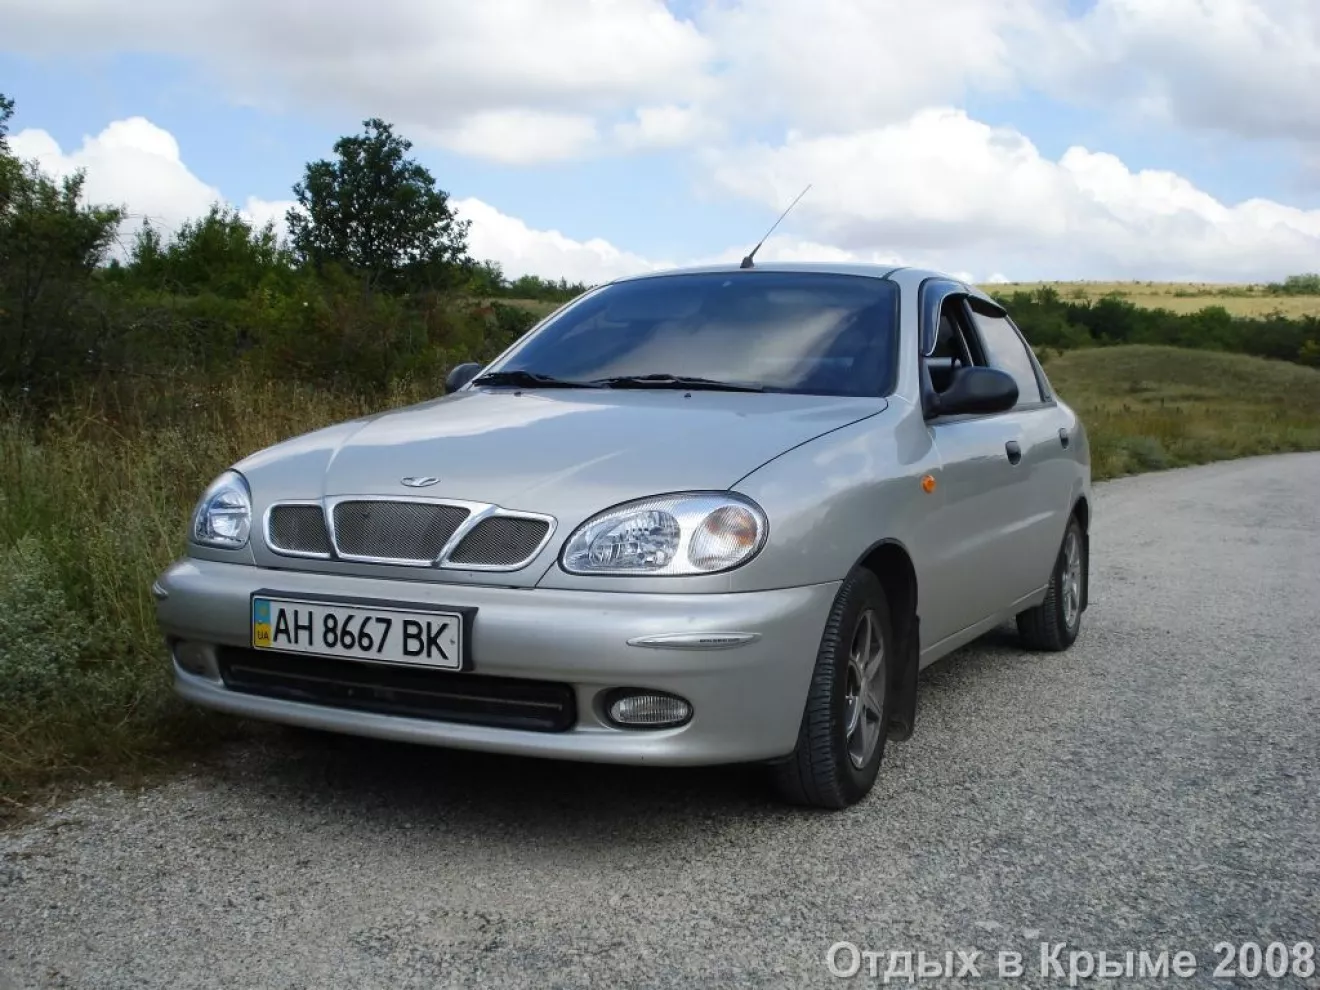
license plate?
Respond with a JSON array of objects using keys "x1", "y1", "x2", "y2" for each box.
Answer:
[{"x1": 251, "y1": 594, "x2": 466, "y2": 670}]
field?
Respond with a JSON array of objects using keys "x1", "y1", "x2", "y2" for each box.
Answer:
[
  {"x1": 1043, "y1": 345, "x2": 1320, "y2": 476},
  {"x1": 977, "y1": 280, "x2": 1320, "y2": 318},
  {"x1": 497, "y1": 281, "x2": 1320, "y2": 322},
  {"x1": 2, "y1": 345, "x2": 1319, "y2": 818},
  {"x1": 502, "y1": 280, "x2": 1320, "y2": 323}
]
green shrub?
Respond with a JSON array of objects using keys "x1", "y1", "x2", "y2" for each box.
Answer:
[
  {"x1": 1266, "y1": 274, "x2": 1320, "y2": 296},
  {"x1": 0, "y1": 535, "x2": 93, "y2": 707},
  {"x1": 1119, "y1": 435, "x2": 1172, "y2": 472}
]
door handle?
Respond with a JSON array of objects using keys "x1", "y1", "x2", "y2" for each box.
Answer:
[
  {"x1": 1059, "y1": 428, "x2": 1071, "y2": 449},
  {"x1": 1005, "y1": 440, "x2": 1022, "y2": 465}
]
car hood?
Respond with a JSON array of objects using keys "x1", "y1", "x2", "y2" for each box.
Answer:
[{"x1": 237, "y1": 387, "x2": 886, "y2": 516}]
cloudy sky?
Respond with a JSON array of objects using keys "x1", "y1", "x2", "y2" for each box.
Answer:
[{"x1": 2, "y1": 0, "x2": 1318, "y2": 284}]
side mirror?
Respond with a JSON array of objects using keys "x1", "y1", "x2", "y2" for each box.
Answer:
[
  {"x1": 444, "y1": 362, "x2": 483, "y2": 394},
  {"x1": 925, "y1": 365, "x2": 1018, "y2": 419}
]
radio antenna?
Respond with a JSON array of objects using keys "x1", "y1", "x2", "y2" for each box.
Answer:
[{"x1": 740, "y1": 183, "x2": 812, "y2": 269}]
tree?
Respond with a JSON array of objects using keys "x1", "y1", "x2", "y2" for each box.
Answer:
[
  {"x1": 2, "y1": 94, "x2": 122, "y2": 296},
  {"x1": 121, "y1": 204, "x2": 295, "y2": 298},
  {"x1": 0, "y1": 94, "x2": 124, "y2": 388},
  {"x1": 1, "y1": 92, "x2": 18, "y2": 213},
  {"x1": 0, "y1": 91, "x2": 14, "y2": 149},
  {"x1": 286, "y1": 118, "x2": 470, "y2": 293},
  {"x1": 464, "y1": 258, "x2": 508, "y2": 296}
]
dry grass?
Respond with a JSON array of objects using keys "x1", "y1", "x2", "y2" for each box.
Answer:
[
  {"x1": 0, "y1": 373, "x2": 433, "y2": 819},
  {"x1": 1044, "y1": 345, "x2": 1320, "y2": 478},
  {"x1": 2, "y1": 346, "x2": 1318, "y2": 815},
  {"x1": 979, "y1": 280, "x2": 1320, "y2": 318},
  {"x1": 505, "y1": 282, "x2": 1320, "y2": 318}
]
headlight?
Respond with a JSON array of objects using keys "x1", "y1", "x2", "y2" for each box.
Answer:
[
  {"x1": 190, "y1": 470, "x2": 252, "y2": 549},
  {"x1": 560, "y1": 493, "x2": 768, "y2": 576}
]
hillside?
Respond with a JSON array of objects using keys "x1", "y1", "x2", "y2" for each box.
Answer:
[
  {"x1": 978, "y1": 281, "x2": 1320, "y2": 318},
  {"x1": 1044, "y1": 345, "x2": 1320, "y2": 478},
  {"x1": 499, "y1": 279, "x2": 1320, "y2": 322}
]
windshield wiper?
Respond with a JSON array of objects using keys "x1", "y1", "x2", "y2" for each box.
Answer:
[
  {"x1": 471, "y1": 370, "x2": 601, "y2": 389},
  {"x1": 591, "y1": 374, "x2": 765, "y2": 393}
]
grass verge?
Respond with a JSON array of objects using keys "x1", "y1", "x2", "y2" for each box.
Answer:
[
  {"x1": 1043, "y1": 345, "x2": 1320, "y2": 478},
  {"x1": 0, "y1": 373, "x2": 431, "y2": 822},
  {"x1": 2, "y1": 346, "x2": 1317, "y2": 819}
]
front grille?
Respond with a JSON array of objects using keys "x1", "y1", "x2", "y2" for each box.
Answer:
[
  {"x1": 267, "y1": 504, "x2": 332, "y2": 556},
  {"x1": 217, "y1": 648, "x2": 577, "y2": 732},
  {"x1": 447, "y1": 516, "x2": 551, "y2": 568},
  {"x1": 332, "y1": 501, "x2": 470, "y2": 562}
]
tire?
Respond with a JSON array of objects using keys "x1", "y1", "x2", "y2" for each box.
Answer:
[
  {"x1": 1017, "y1": 513, "x2": 1086, "y2": 651},
  {"x1": 770, "y1": 567, "x2": 893, "y2": 809}
]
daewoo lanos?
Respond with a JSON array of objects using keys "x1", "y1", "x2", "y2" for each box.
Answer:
[{"x1": 153, "y1": 263, "x2": 1091, "y2": 809}]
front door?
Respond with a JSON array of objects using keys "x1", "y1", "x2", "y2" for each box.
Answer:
[
  {"x1": 916, "y1": 292, "x2": 1030, "y2": 644},
  {"x1": 962, "y1": 300, "x2": 1072, "y2": 600}
]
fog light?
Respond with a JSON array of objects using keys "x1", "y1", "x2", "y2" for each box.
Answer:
[
  {"x1": 174, "y1": 641, "x2": 216, "y2": 678},
  {"x1": 606, "y1": 690, "x2": 692, "y2": 729}
]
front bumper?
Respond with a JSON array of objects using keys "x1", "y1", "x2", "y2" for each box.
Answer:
[{"x1": 154, "y1": 558, "x2": 839, "y2": 766}]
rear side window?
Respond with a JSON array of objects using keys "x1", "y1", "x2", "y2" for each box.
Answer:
[{"x1": 967, "y1": 308, "x2": 1044, "y2": 406}]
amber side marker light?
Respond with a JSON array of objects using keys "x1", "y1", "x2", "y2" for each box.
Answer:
[{"x1": 921, "y1": 474, "x2": 937, "y2": 494}]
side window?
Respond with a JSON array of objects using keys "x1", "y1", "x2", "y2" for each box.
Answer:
[
  {"x1": 930, "y1": 305, "x2": 969, "y2": 362},
  {"x1": 965, "y1": 306, "x2": 1044, "y2": 407},
  {"x1": 925, "y1": 298, "x2": 984, "y2": 394}
]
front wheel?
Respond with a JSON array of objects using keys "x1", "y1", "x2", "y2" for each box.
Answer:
[
  {"x1": 770, "y1": 568, "x2": 893, "y2": 809},
  {"x1": 1017, "y1": 514, "x2": 1087, "y2": 651}
]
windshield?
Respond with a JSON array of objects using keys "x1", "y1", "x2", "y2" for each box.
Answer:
[{"x1": 488, "y1": 271, "x2": 901, "y2": 397}]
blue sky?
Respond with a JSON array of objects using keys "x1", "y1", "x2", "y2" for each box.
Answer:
[{"x1": 2, "y1": 0, "x2": 1318, "y2": 284}]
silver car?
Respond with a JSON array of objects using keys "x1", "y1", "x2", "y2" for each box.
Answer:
[{"x1": 153, "y1": 262, "x2": 1090, "y2": 809}]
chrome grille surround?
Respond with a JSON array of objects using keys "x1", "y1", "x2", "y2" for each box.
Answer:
[
  {"x1": 332, "y1": 498, "x2": 472, "y2": 564},
  {"x1": 264, "y1": 501, "x2": 333, "y2": 559},
  {"x1": 447, "y1": 516, "x2": 553, "y2": 568},
  {"x1": 262, "y1": 495, "x2": 556, "y2": 571}
]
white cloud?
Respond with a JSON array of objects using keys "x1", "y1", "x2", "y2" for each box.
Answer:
[
  {"x1": 455, "y1": 195, "x2": 914, "y2": 282},
  {"x1": 613, "y1": 105, "x2": 723, "y2": 151},
  {"x1": 240, "y1": 197, "x2": 298, "y2": 240},
  {"x1": 695, "y1": 0, "x2": 1048, "y2": 134},
  {"x1": 3, "y1": 112, "x2": 904, "y2": 284},
  {"x1": 0, "y1": 0, "x2": 712, "y2": 165},
  {"x1": 3, "y1": 0, "x2": 1316, "y2": 158},
  {"x1": 4, "y1": 0, "x2": 1320, "y2": 163},
  {"x1": 427, "y1": 110, "x2": 600, "y2": 165},
  {"x1": 11, "y1": 110, "x2": 1320, "y2": 285},
  {"x1": 705, "y1": 108, "x2": 1320, "y2": 282},
  {"x1": 454, "y1": 197, "x2": 669, "y2": 284},
  {"x1": 690, "y1": 236, "x2": 906, "y2": 269},
  {"x1": 695, "y1": 0, "x2": 1320, "y2": 144},
  {"x1": 10, "y1": 117, "x2": 309, "y2": 256},
  {"x1": 1046, "y1": 0, "x2": 1320, "y2": 142},
  {"x1": 9, "y1": 117, "x2": 224, "y2": 251}
]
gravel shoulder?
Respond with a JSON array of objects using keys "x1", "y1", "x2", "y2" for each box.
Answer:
[{"x1": 3, "y1": 454, "x2": 1319, "y2": 989}]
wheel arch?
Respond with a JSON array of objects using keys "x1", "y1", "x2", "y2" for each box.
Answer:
[{"x1": 854, "y1": 538, "x2": 920, "y2": 742}]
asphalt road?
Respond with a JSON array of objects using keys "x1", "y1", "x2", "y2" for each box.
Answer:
[{"x1": 3, "y1": 454, "x2": 1319, "y2": 990}]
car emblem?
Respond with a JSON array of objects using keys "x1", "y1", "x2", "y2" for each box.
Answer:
[{"x1": 401, "y1": 476, "x2": 440, "y2": 488}]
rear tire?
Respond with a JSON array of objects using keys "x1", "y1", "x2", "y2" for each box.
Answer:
[
  {"x1": 770, "y1": 568, "x2": 893, "y2": 809},
  {"x1": 1017, "y1": 514, "x2": 1086, "y2": 651}
]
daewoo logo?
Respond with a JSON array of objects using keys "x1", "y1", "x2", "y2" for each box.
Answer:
[{"x1": 400, "y1": 476, "x2": 441, "y2": 488}]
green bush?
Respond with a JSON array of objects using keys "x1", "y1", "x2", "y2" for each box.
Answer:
[
  {"x1": 999, "y1": 287, "x2": 1320, "y2": 366},
  {"x1": 1266, "y1": 274, "x2": 1320, "y2": 296},
  {"x1": 0, "y1": 535, "x2": 93, "y2": 707},
  {"x1": 1118, "y1": 435, "x2": 1172, "y2": 472}
]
